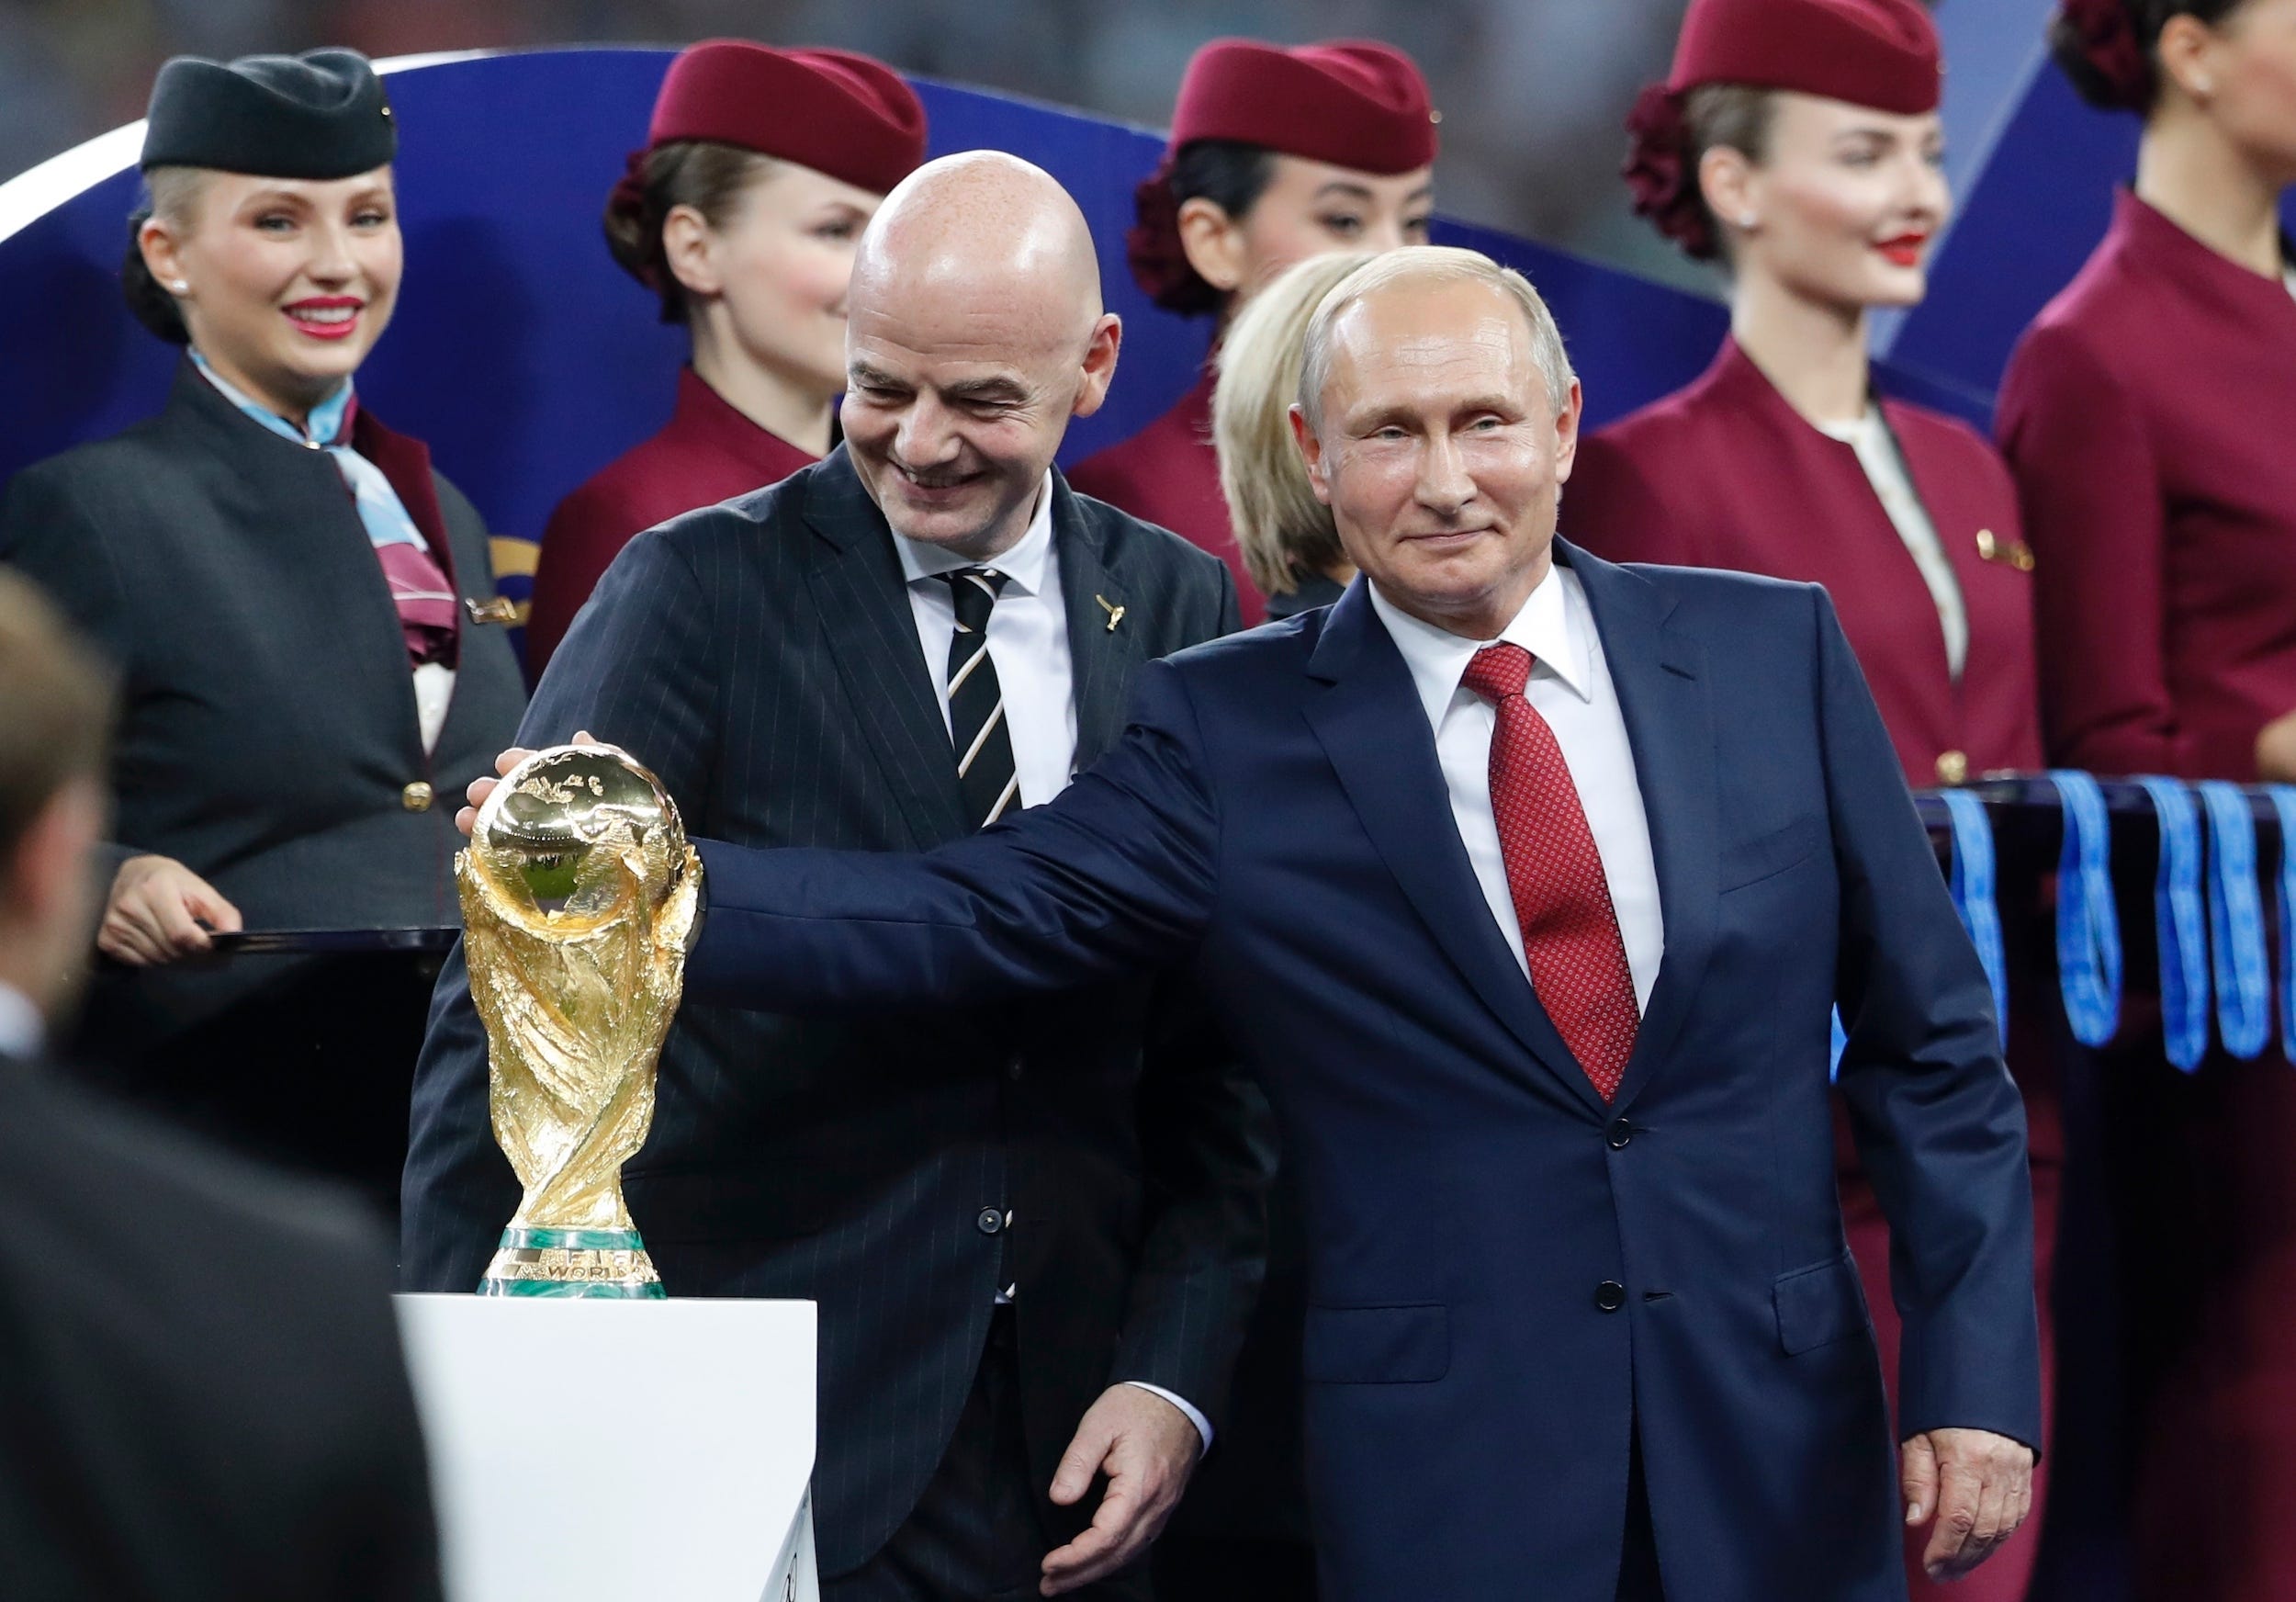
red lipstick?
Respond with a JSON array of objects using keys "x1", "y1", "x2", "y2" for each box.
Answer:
[
  {"x1": 283, "y1": 296, "x2": 363, "y2": 341},
  {"x1": 1874, "y1": 233, "x2": 1929, "y2": 268}
]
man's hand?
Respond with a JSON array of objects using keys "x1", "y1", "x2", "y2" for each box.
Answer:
[
  {"x1": 456, "y1": 731, "x2": 604, "y2": 837},
  {"x1": 99, "y1": 854, "x2": 242, "y2": 965},
  {"x1": 1901, "y1": 1427, "x2": 2034, "y2": 1581},
  {"x1": 1039, "y1": 1384, "x2": 1200, "y2": 1595}
]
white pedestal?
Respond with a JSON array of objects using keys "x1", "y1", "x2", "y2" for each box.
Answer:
[{"x1": 394, "y1": 1294, "x2": 817, "y2": 1602}]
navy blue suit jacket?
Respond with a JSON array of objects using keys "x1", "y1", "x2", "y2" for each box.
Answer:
[{"x1": 683, "y1": 541, "x2": 2041, "y2": 1602}]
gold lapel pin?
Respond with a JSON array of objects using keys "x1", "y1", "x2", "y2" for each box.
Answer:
[
  {"x1": 465, "y1": 595, "x2": 521, "y2": 626},
  {"x1": 1975, "y1": 529, "x2": 2035, "y2": 572},
  {"x1": 1096, "y1": 594, "x2": 1126, "y2": 633}
]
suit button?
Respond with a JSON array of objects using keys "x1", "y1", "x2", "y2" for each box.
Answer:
[
  {"x1": 1007, "y1": 1055, "x2": 1025, "y2": 1081},
  {"x1": 1595, "y1": 1280, "x2": 1626, "y2": 1313},
  {"x1": 401, "y1": 781, "x2": 433, "y2": 812},
  {"x1": 976, "y1": 1207, "x2": 1005, "y2": 1235},
  {"x1": 1606, "y1": 1118, "x2": 1633, "y2": 1149},
  {"x1": 1933, "y1": 750, "x2": 1968, "y2": 787}
]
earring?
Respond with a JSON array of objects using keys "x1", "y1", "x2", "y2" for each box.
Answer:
[
  {"x1": 169, "y1": 279, "x2": 189, "y2": 294},
  {"x1": 1736, "y1": 212, "x2": 1758, "y2": 230}
]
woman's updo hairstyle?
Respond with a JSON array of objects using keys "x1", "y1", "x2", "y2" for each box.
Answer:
[
  {"x1": 2049, "y1": 0, "x2": 2248, "y2": 113},
  {"x1": 1626, "y1": 85, "x2": 1781, "y2": 261},
  {"x1": 1128, "y1": 141, "x2": 1279, "y2": 316},
  {"x1": 120, "y1": 168, "x2": 208, "y2": 344},
  {"x1": 603, "y1": 142, "x2": 782, "y2": 325}
]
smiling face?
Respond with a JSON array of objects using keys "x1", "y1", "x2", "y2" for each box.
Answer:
[
  {"x1": 1184, "y1": 153, "x2": 1435, "y2": 307},
  {"x1": 1293, "y1": 274, "x2": 1581, "y2": 640},
  {"x1": 838, "y1": 153, "x2": 1120, "y2": 560},
  {"x1": 140, "y1": 165, "x2": 401, "y2": 420},
  {"x1": 665, "y1": 161, "x2": 882, "y2": 401},
  {"x1": 1706, "y1": 92, "x2": 1949, "y2": 311}
]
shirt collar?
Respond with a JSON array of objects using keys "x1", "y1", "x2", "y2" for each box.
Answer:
[
  {"x1": 1367, "y1": 555, "x2": 1593, "y2": 731},
  {"x1": 0, "y1": 980, "x2": 45, "y2": 1062},
  {"x1": 191, "y1": 348, "x2": 354, "y2": 446},
  {"x1": 893, "y1": 472, "x2": 1058, "y2": 597}
]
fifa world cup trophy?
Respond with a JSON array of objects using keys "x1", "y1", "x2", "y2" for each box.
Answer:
[{"x1": 457, "y1": 743, "x2": 700, "y2": 1297}]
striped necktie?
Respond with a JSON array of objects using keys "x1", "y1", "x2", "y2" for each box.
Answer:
[{"x1": 941, "y1": 567, "x2": 1020, "y2": 829}]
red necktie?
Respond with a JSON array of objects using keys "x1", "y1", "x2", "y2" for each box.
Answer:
[{"x1": 1460, "y1": 642, "x2": 1640, "y2": 1101}]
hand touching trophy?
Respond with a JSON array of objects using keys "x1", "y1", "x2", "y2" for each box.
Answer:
[{"x1": 456, "y1": 743, "x2": 700, "y2": 1297}]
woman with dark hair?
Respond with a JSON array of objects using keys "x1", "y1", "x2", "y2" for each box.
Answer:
[
  {"x1": 523, "y1": 40, "x2": 927, "y2": 675},
  {"x1": 1066, "y1": 38, "x2": 1437, "y2": 627},
  {"x1": 1566, "y1": 3, "x2": 2054, "y2": 1596},
  {"x1": 0, "y1": 50, "x2": 527, "y2": 1209},
  {"x1": 1999, "y1": 4, "x2": 2296, "y2": 1593}
]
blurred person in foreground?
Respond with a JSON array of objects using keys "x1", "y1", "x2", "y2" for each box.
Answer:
[
  {"x1": 406, "y1": 152, "x2": 1266, "y2": 1601},
  {"x1": 1565, "y1": 3, "x2": 2058, "y2": 1594},
  {"x1": 523, "y1": 39, "x2": 929, "y2": 676},
  {"x1": 0, "y1": 49, "x2": 526, "y2": 1212},
  {"x1": 467, "y1": 245, "x2": 2041, "y2": 1601},
  {"x1": 0, "y1": 570, "x2": 440, "y2": 1602},
  {"x1": 1069, "y1": 38, "x2": 1439, "y2": 626}
]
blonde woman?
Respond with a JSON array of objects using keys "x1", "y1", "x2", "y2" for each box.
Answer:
[{"x1": 1212, "y1": 251, "x2": 1374, "y2": 622}]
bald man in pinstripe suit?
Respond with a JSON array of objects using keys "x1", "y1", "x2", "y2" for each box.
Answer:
[{"x1": 401, "y1": 153, "x2": 1268, "y2": 1601}]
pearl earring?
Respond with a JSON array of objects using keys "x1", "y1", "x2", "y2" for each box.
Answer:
[
  {"x1": 1736, "y1": 212, "x2": 1758, "y2": 230},
  {"x1": 169, "y1": 279, "x2": 189, "y2": 294}
]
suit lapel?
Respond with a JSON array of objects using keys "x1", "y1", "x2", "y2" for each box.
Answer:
[
  {"x1": 1052, "y1": 477, "x2": 1146, "y2": 769},
  {"x1": 1562, "y1": 543, "x2": 1718, "y2": 1112},
  {"x1": 1304, "y1": 582, "x2": 1602, "y2": 1113},
  {"x1": 800, "y1": 452, "x2": 969, "y2": 848}
]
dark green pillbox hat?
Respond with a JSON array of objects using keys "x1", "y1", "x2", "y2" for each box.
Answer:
[{"x1": 140, "y1": 48, "x2": 396, "y2": 177}]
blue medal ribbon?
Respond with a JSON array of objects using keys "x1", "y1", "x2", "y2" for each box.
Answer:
[
  {"x1": 2050, "y1": 771, "x2": 2122, "y2": 1048},
  {"x1": 2198, "y1": 781, "x2": 2270, "y2": 1059},
  {"x1": 1940, "y1": 789, "x2": 2009, "y2": 1048},
  {"x1": 2267, "y1": 786, "x2": 2296, "y2": 1064},
  {"x1": 2137, "y1": 775, "x2": 2212, "y2": 1071}
]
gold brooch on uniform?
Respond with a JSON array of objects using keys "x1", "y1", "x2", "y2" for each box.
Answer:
[{"x1": 1975, "y1": 529, "x2": 2035, "y2": 572}]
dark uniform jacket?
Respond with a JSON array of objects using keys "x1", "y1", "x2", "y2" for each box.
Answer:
[
  {"x1": 400, "y1": 448, "x2": 1273, "y2": 1578},
  {"x1": 0, "y1": 359, "x2": 526, "y2": 1185}
]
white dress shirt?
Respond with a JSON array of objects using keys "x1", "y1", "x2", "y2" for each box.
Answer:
[
  {"x1": 1368, "y1": 562, "x2": 1665, "y2": 1010},
  {"x1": 1818, "y1": 407, "x2": 1968, "y2": 682},
  {"x1": 894, "y1": 477, "x2": 1209, "y2": 1450},
  {"x1": 0, "y1": 979, "x2": 43, "y2": 1061},
  {"x1": 893, "y1": 475, "x2": 1079, "y2": 807}
]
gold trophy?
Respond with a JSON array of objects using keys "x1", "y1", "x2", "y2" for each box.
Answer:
[{"x1": 456, "y1": 743, "x2": 700, "y2": 1298}]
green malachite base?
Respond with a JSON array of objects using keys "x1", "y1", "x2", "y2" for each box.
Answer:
[{"x1": 478, "y1": 1225, "x2": 665, "y2": 1300}]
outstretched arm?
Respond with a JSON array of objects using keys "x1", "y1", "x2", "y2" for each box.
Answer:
[{"x1": 681, "y1": 659, "x2": 1224, "y2": 1012}]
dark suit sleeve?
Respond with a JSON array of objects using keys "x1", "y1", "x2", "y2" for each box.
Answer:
[
  {"x1": 401, "y1": 531, "x2": 722, "y2": 1286},
  {"x1": 1816, "y1": 585, "x2": 2042, "y2": 1451},
  {"x1": 1109, "y1": 978, "x2": 1273, "y2": 1435},
  {"x1": 1210, "y1": 562, "x2": 1244, "y2": 637},
  {"x1": 687, "y1": 656, "x2": 1219, "y2": 1010}
]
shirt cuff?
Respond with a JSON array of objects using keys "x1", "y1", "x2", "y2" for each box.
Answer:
[{"x1": 1120, "y1": 1381, "x2": 1212, "y2": 1455}]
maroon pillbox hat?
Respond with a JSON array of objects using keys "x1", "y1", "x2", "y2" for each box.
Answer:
[
  {"x1": 646, "y1": 39, "x2": 928, "y2": 197},
  {"x1": 1166, "y1": 38, "x2": 1439, "y2": 174},
  {"x1": 1666, "y1": 0, "x2": 1941, "y2": 113}
]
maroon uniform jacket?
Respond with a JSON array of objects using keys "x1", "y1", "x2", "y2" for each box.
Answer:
[
  {"x1": 1069, "y1": 368, "x2": 1267, "y2": 627},
  {"x1": 1569, "y1": 336, "x2": 2054, "y2": 1602},
  {"x1": 2004, "y1": 189, "x2": 2296, "y2": 1602},
  {"x1": 1569, "y1": 338, "x2": 2043, "y2": 785},
  {"x1": 1998, "y1": 189, "x2": 2296, "y2": 781},
  {"x1": 526, "y1": 368, "x2": 816, "y2": 675}
]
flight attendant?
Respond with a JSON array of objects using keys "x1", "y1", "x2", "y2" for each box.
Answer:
[
  {"x1": 1568, "y1": 3, "x2": 2054, "y2": 1596},
  {"x1": 0, "y1": 50, "x2": 527, "y2": 1209},
  {"x1": 1998, "y1": 3, "x2": 2296, "y2": 1594},
  {"x1": 523, "y1": 40, "x2": 928, "y2": 675},
  {"x1": 1066, "y1": 38, "x2": 1438, "y2": 627}
]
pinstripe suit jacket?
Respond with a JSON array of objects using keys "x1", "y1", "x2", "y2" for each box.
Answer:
[{"x1": 400, "y1": 448, "x2": 1270, "y2": 1576}]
